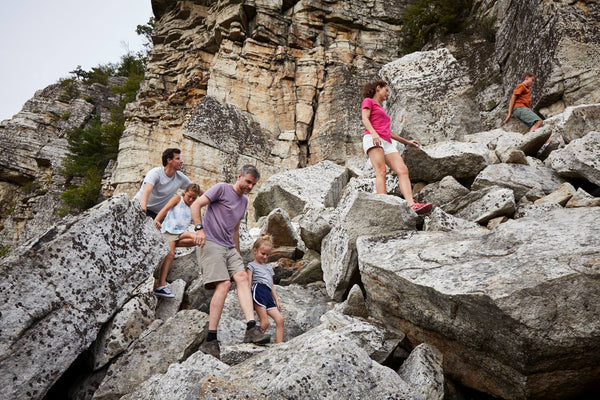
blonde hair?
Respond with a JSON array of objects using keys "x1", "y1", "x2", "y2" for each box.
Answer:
[
  {"x1": 253, "y1": 234, "x2": 273, "y2": 250},
  {"x1": 184, "y1": 183, "x2": 201, "y2": 195}
]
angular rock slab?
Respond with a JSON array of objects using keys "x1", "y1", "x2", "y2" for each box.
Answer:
[
  {"x1": 253, "y1": 160, "x2": 351, "y2": 219},
  {"x1": 403, "y1": 141, "x2": 490, "y2": 182},
  {"x1": 545, "y1": 131, "x2": 600, "y2": 186},
  {"x1": 0, "y1": 195, "x2": 168, "y2": 400},
  {"x1": 380, "y1": 48, "x2": 482, "y2": 144},
  {"x1": 92, "y1": 309, "x2": 208, "y2": 400},
  {"x1": 444, "y1": 186, "x2": 516, "y2": 224},
  {"x1": 197, "y1": 328, "x2": 415, "y2": 399},
  {"x1": 357, "y1": 207, "x2": 600, "y2": 400},
  {"x1": 322, "y1": 191, "x2": 418, "y2": 301},
  {"x1": 472, "y1": 163, "x2": 565, "y2": 201}
]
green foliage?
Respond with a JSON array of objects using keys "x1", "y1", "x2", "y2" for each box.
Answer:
[
  {"x1": 61, "y1": 111, "x2": 71, "y2": 121},
  {"x1": 59, "y1": 18, "x2": 154, "y2": 215},
  {"x1": 58, "y1": 77, "x2": 79, "y2": 102},
  {"x1": 0, "y1": 245, "x2": 11, "y2": 258},
  {"x1": 401, "y1": 0, "x2": 473, "y2": 52}
]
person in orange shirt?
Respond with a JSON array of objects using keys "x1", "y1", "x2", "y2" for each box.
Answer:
[{"x1": 503, "y1": 72, "x2": 544, "y2": 132}]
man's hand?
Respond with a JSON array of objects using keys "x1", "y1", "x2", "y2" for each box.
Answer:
[{"x1": 194, "y1": 229, "x2": 206, "y2": 247}]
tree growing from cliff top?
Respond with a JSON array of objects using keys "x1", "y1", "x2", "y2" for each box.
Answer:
[{"x1": 401, "y1": 0, "x2": 473, "y2": 53}]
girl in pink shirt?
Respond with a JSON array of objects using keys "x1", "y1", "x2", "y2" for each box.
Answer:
[{"x1": 361, "y1": 80, "x2": 432, "y2": 215}]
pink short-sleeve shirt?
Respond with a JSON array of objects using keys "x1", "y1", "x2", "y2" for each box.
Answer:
[{"x1": 361, "y1": 97, "x2": 391, "y2": 143}]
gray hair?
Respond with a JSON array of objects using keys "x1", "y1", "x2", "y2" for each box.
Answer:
[{"x1": 238, "y1": 164, "x2": 260, "y2": 180}]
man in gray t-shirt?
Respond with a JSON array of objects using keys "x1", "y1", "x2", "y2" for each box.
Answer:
[
  {"x1": 191, "y1": 165, "x2": 270, "y2": 359},
  {"x1": 133, "y1": 148, "x2": 195, "y2": 219}
]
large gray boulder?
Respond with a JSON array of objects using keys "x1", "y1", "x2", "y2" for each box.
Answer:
[
  {"x1": 380, "y1": 48, "x2": 482, "y2": 144},
  {"x1": 92, "y1": 310, "x2": 208, "y2": 400},
  {"x1": 253, "y1": 160, "x2": 351, "y2": 219},
  {"x1": 545, "y1": 131, "x2": 600, "y2": 186},
  {"x1": 0, "y1": 195, "x2": 167, "y2": 400},
  {"x1": 442, "y1": 186, "x2": 516, "y2": 224},
  {"x1": 403, "y1": 141, "x2": 490, "y2": 182},
  {"x1": 358, "y1": 207, "x2": 600, "y2": 400},
  {"x1": 199, "y1": 328, "x2": 416, "y2": 399},
  {"x1": 322, "y1": 191, "x2": 418, "y2": 301},
  {"x1": 90, "y1": 278, "x2": 157, "y2": 370},
  {"x1": 416, "y1": 176, "x2": 470, "y2": 207},
  {"x1": 472, "y1": 163, "x2": 565, "y2": 200}
]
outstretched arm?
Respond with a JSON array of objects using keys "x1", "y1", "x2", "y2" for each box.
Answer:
[
  {"x1": 153, "y1": 195, "x2": 180, "y2": 229},
  {"x1": 139, "y1": 183, "x2": 154, "y2": 213},
  {"x1": 390, "y1": 132, "x2": 420, "y2": 147},
  {"x1": 190, "y1": 194, "x2": 211, "y2": 247},
  {"x1": 504, "y1": 94, "x2": 517, "y2": 124}
]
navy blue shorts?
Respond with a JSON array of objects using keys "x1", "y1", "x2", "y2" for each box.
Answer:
[{"x1": 252, "y1": 283, "x2": 276, "y2": 310}]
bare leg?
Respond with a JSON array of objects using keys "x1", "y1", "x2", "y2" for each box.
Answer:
[
  {"x1": 232, "y1": 270, "x2": 255, "y2": 322},
  {"x1": 255, "y1": 304, "x2": 270, "y2": 333},
  {"x1": 267, "y1": 308, "x2": 285, "y2": 343},
  {"x1": 157, "y1": 242, "x2": 176, "y2": 287},
  {"x1": 367, "y1": 146, "x2": 387, "y2": 194},
  {"x1": 208, "y1": 280, "x2": 231, "y2": 331},
  {"x1": 385, "y1": 152, "x2": 415, "y2": 206},
  {"x1": 530, "y1": 119, "x2": 543, "y2": 131}
]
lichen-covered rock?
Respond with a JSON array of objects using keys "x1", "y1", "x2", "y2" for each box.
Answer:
[
  {"x1": 154, "y1": 279, "x2": 186, "y2": 321},
  {"x1": 121, "y1": 351, "x2": 229, "y2": 400},
  {"x1": 397, "y1": 343, "x2": 445, "y2": 400},
  {"x1": 402, "y1": 141, "x2": 490, "y2": 182},
  {"x1": 545, "y1": 131, "x2": 600, "y2": 186},
  {"x1": 91, "y1": 278, "x2": 157, "y2": 370},
  {"x1": 472, "y1": 163, "x2": 565, "y2": 201},
  {"x1": 416, "y1": 176, "x2": 470, "y2": 207},
  {"x1": 380, "y1": 48, "x2": 482, "y2": 144},
  {"x1": 442, "y1": 186, "x2": 516, "y2": 224},
  {"x1": 0, "y1": 195, "x2": 167, "y2": 400},
  {"x1": 358, "y1": 207, "x2": 600, "y2": 400},
  {"x1": 297, "y1": 205, "x2": 336, "y2": 252},
  {"x1": 92, "y1": 310, "x2": 208, "y2": 400},
  {"x1": 322, "y1": 191, "x2": 418, "y2": 301},
  {"x1": 514, "y1": 202, "x2": 563, "y2": 220},
  {"x1": 254, "y1": 160, "x2": 351, "y2": 219},
  {"x1": 424, "y1": 207, "x2": 483, "y2": 232}
]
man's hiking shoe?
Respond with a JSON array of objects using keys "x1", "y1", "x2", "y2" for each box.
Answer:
[
  {"x1": 411, "y1": 202, "x2": 433, "y2": 215},
  {"x1": 243, "y1": 325, "x2": 271, "y2": 345},
  {"x1": 200, "y1": 340, "x2": 221, "y2": 359},
  {"x1": 154, "y1": 286, "x2": 175, "y2": 298}
]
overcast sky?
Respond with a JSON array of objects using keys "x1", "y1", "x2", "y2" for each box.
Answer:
[{"x1": 0, "y1": 0, "x2": 153, "y2": 121}]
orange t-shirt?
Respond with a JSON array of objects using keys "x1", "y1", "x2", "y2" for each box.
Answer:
[{"x1": 513, "y1": 82, "x2": 531, "y2": 109}]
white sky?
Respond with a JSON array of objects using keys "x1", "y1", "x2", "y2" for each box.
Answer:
[{"x1": 0, "y1": 0, "x2": 153, "y2": 121}]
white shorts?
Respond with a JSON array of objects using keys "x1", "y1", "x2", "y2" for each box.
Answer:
[{"x1": 363, "y1": 134, "x2": 398, "y2": 155}]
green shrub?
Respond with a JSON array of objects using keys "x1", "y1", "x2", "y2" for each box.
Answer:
[
  {"x1": 401, "y1": 0, "x2": 473, "y2": 52},
  {"x1": 0, "y1": 245, "x2": 11, "y2": 258},
  {"x1": 58, "y1": 77, "x2": 79, "y2": 102}
]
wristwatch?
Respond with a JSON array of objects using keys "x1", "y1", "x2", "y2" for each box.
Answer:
[{"x1": 194, "y1": 224, "x2": 204, "y2": 231}]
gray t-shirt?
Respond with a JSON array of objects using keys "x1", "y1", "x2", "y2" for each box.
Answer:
[
  {"x1": 246, "y1": 261, "x2": 274, "y2": 289},
  {"x1": 133, "y1": 167, "x2": 192, "y2": 213},
  {"x1": 203, "y1": 183, "x2": 248, "y2": 248}
]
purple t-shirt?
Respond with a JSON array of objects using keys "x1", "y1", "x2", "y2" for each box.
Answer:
[
  {"x1": 203, "y1": 183, "x2": 248, "y2": 248},
  {"x1": 362, "y1": 97, "x2": 392, "y2": 143}
]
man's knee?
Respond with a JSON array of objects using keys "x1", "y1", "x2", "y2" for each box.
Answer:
[
  {"x1": 213, "y1": 279, "x2": 232, "y2": 293},
  {"x1": 232, "y1": 270, "x2": 249, "y2": 285}
]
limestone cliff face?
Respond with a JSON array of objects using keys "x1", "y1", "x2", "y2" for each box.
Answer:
[
  {"x1": 0, "y1": 79, "x2": 124, "y2": 248},
  {"x1": 111, "y1": 0, "x2": 410, "y2": 198}
]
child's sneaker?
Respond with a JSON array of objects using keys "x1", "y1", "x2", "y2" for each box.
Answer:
[
  {"x1": 243, "y1": 325, "x2": 271, "y2": 344},
  {"x1": 199, "y1": 339, "x2": 221, "y2": 359},
  {"x1": 154, "y1": 286, "x2": 175, "y2": 298},
  {"x1": 411, "y1": 202, "x2": 433, "y2": 215}
]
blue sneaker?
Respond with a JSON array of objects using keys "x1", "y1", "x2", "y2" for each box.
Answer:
[{"x1": 154, "y1": 286, "x2": 175, "y2": 298}]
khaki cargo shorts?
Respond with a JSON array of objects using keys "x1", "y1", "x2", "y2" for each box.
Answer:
[{"x1": 196, "y1": 240, "x2": 245, "y2": 289}]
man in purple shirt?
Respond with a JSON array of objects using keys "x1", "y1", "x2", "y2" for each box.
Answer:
[{"x1": 191, "y1": 165, "x2": 270, "y2": 359}]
